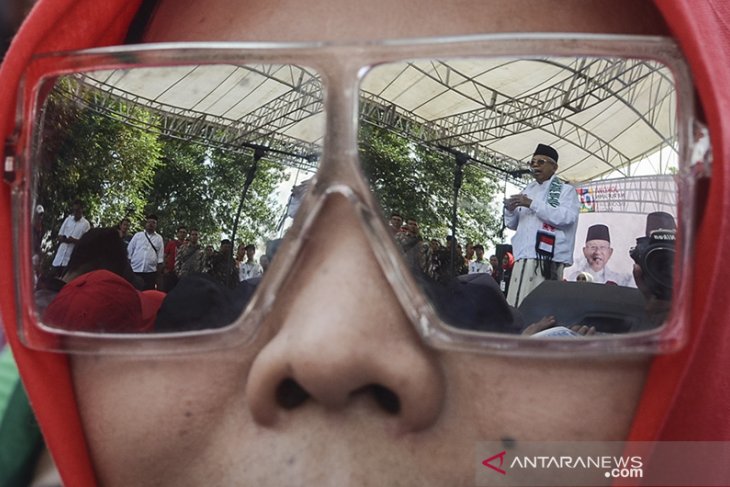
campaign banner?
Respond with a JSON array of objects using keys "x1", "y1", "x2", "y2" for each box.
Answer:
[{"x1": 564, "y1": 175, "x2": 676, "y2": 287}]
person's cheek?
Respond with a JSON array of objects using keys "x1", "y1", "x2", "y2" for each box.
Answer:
[
  {"x1": 441, "y1": 354, "x2": 649, "y2": 441},
  {"x1": 71, "y1": 348, "x2": 257, "y2": 483}
]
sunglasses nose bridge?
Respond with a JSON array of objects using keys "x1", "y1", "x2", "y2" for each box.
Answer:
[
  {"x1": 312, "y1": 59, "x2": 379, "y2": 206},
  {"x1": 244, "y1": 188, "x2": 445, "y2": 430}
]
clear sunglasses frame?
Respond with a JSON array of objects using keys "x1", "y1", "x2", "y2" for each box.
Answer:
[{"x1": 9, "y1": 33, "x2": 698, "y2": 355}]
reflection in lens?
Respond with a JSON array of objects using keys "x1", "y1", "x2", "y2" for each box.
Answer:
[
  {"x1": 358, "y1": 56, "x2": 680, "y2": 336},
  {"x1": 29, "y1": 53, "x2": 682, "y2": 339},
  {"x1": 32, "y1": 64, "x2": 324, "y2": 334}
]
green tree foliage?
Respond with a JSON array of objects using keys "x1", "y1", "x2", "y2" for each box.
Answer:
[
  {"x1": 35, "y1": 75, "x2": 500, "y2": 264},
  {"x1": 205, "y1": 148, "x2": 288, "y2": 247},
  {"x1": 36, "y1": 77, "x2": 288, "y2": 253},
  {"x1": 38, "y1": 79, "x2": 162, "y2": 239},
  {"x1": 146, "y1": 138, "x2": 287, "y2": 245},
  {"x1": 358, "y1": 124, "x2": 502, "y2": 247}
]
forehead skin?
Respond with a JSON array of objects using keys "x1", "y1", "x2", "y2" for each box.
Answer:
[
  {"x1": 144, "y1": 0, "x2": 668, "y2": 41},
  {"x1": 71, "y1": 1, "x2": 661, "y2": 485}
]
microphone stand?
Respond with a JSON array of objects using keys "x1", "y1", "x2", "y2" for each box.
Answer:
[
  {"x1": 228, "y1": 146, "x2": 267, "y2": 285},
  {"x1": 449, "y1": 152, "x2": 468, "y2": 278}
]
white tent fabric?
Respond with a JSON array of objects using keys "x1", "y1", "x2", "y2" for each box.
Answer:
[{"x1": 81, "y1": 54, "x2": 677, "y2": 183}]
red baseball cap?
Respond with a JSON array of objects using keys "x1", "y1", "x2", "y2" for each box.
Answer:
[{"x1": 43, "y1": 270, "x2": 160, "y2": 333}]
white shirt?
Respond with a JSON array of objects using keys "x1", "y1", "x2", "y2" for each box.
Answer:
[
  {"x1": 239, "y1": 261, "x2": 263, "y2": 281},
  {"x1": 468, "y1": 260, "x2": 493, "y2": 274},
  {"x1": 504, "y1": 175, "x2": 580, "y2": 265},
  {"x1": 51, "y1": 215, "x2": 90, "y2": 267},
  {"x1": 127, "y1": 230, "x2": 164, "y2": 273}
]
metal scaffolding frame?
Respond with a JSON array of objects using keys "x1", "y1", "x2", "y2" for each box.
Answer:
[
  {"x1": 69, "y1": 75, "x2": 321, "y2": 172},
  {"x1": 67, "y1": 55, "x2": 676, "y2": 182}
]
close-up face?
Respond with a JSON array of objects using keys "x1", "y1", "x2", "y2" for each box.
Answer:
[
  {"x1": 189, "y1": 230, "x2": 199, "y2": 244},
  {"x1": 583, "y1": 239, "x2": 613, "y2": 272},
  {"x1": 529, "y1": 156, "x2": 558, "y2": 184},
  {"x1": 71, "y1": 203, "x2": 83, "y2": 219},
  {"x1": 406, "y1": 219, "x2": 419, "y2": 235},
  {"x1": 390, "y1": 214, "x2": 402, "y2": 229},
  {"x1": 246, "y1": 247, "x2": 256, "y2": 260},
  {"x1": 119, "y1": 220, "x2": 130, "y2": 233},
  {"x1": 176, "y1": 227, "x2": 187, "y2": 241},
  {"x1": 490, "y1": 255, "x2": 499, "y2": 268},
  {"x1": 65, "y1": 0, "x2": 675, "y2": 485}
]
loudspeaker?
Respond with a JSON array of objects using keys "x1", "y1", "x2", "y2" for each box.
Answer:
[
  {"x1": 495, "y1": 243, "x2": 512, "y2": 262},
  {"x1": 517, "y1": 280, "x2": 653, "y2": 333}
]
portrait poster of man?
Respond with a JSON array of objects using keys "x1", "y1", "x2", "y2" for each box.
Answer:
[{"x1": 563, "y1": 175, "x2": 677, "y2": 288}]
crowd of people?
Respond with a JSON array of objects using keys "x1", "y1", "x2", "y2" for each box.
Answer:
[
  {"x1": 40, "y1": 140, "x2": 672, "y2": 316},
  {"x1": 386, "y1": 211, "x2": 515, "y2": 295},
  {"x1": 37, "y1": 209, "x2": 272, "y2": 296}
]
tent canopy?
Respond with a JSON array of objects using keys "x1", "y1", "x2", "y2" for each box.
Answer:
[{"x1": 75, "y1": 53, "x2": 678, "y2": 183}]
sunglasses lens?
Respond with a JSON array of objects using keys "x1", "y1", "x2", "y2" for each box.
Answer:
[
  {"x1": 23, "y1": 48, "x2": 689, "y2": 346},
  {"x1": 30, "y1": 62, "x2": 324, "y2": 334},
  {"x1": 358, "y1": 56, "x2": 683, "y2": 336}
]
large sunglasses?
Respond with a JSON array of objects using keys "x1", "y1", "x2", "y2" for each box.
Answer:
[{"x1": 7, "y1": 34, "x2": 702, "y2": 355}]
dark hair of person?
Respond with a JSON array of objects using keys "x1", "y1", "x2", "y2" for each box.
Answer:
[
  {"x1": 146, "y1": 214, "x2": 158, "y2": 222},
  {"x1": 177, "y1": 226, "x2": 187, "y2": 232},
  {"x1": 244, "y1": 244, "x2": 256, "y2": 251},
  {"x1": 65, "y1": 228, "x2": 128, "y2": 277}
]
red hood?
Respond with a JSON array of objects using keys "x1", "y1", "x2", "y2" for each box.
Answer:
[
  {"x1": 1, "y1": 1, "x2": 730, "y2": 485},
  {"x1": 502, "y1": 251, "x2": 515, "y2": 270}
]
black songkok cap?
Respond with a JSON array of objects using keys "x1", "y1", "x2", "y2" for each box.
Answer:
[
  {"x1": 533, "y1": 143, "x2": 559, "y2": 163},
  {"x1": 586, "y1": 224, "x2": 610, "y2": 243},
  {"x1": 645, "y1": 211, "x2": 676, "y2": 236}
]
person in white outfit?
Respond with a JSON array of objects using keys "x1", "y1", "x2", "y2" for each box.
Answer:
[
  {"x1": 504, "y1": 144, "x2": 580, "y2": 306},
  {"x1": 50, "y1": 199, "x2": 90, "y2": 277}
]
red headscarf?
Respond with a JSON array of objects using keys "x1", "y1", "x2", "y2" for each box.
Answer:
[
  {"x1": 502, "y1": 251, "x2": 515, "y2": 271},
  {"x1": 1, "y1": 1, "x2": 729, "y2": 485}
]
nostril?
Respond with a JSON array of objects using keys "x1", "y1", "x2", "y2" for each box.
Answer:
[
  {"x1": 368, "y1": 384, "x2": 401, "y2": 414},
  {"x1": 276, "y1": 378, "x2": 310, "y2": 409}
]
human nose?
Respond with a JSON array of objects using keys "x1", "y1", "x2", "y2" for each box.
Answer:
[{"x1": 245, "y1": 196, "x2": 445, "y2": 433}]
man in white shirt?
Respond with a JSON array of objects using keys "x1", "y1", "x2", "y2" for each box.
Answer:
[
  {"x1": 239, "y1": 244, "x2": 263, "y2": 281},
  {"x1": 504, "y1": 144, "x2": 580, "y2": 306},
  {"x1": 127, "y1": 214, "x2": 164, "y2": 290},
  {"x1": 468, "y1": 244, "x2": 492, "y2": 275},
  {"x1": 51, "y1": 199, "x2": 90, "y2": 276}
]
